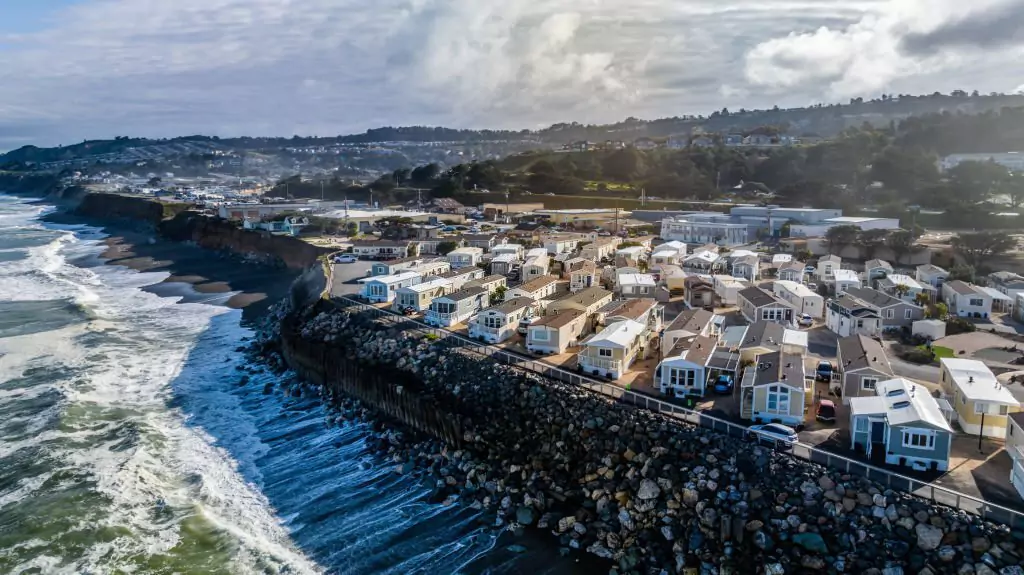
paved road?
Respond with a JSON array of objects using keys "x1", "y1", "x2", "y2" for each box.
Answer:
[{"x1": 888, "y1": 356, "x2": 941, "y2": 384}]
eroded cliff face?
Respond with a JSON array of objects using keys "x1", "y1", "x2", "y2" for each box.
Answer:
[
  {"x1": 74, "y1": 192, "x2": 333, "y2": 270},
  {"x1": 159, "y1": 211, "x2": 332, "y2": 269}
]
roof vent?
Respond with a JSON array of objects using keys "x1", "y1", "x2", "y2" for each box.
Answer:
[
  {"x1": 969, "y1": 376, "x2": 974, "y2": 384},
  {"x1": 781, "y1": 374, "x2": 788, "y2": 381},
  {"x1": 892, "y1": 401, "x2": 911, "y2": 409}
]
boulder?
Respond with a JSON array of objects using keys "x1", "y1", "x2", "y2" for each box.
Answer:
[
  {"x1": 916, "y1": 523, "x2": 943, "y2": 551},
  {"x1": 793, "y1": 532, "x2": 829, "y2": 554},
  {"x1": 638, "y1": 479, "x2": 661, "y2": 500}
]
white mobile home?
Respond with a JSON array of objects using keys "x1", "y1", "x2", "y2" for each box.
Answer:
[
  {"x1": 358, "y1": 271, "x2": 422, "y2": 303},
  {"x1": 447, "y1": 247, "x2": 484, "y2": 269},
  {"x1": 772, "y1": 280, "x2": 824, "y2": 319},
  {"x1": 425, "y1": 286, "x2": 488, "y2": 327},
  {"x1": 469, "y1": 297, "x2": 535, "y2": 344},
  {"x1": 393, "y1": 277, "x2": 453, "y2": 312}
]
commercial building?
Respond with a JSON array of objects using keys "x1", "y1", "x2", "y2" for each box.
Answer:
[
  {"x1": 790, "y1": 217, "x2": 901, "y2": 238},
  {"x1": 940, "y1": 152, "x2": 1024, "y2": 172},
  {"x1": 535, "y1": 208, "x2": 632, "y2": 230},
  {"x1": 660, "y1": 214, "x2": 751, "y2": 247}
]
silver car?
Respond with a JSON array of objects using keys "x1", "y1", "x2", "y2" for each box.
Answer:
[{"x1": 747, "y1": 423, "x2": 799, "y2": 449}]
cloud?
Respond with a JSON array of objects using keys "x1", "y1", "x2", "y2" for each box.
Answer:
[
  {"x1": 743, "y1": 0, "x2": 1024, "y2": 98},
  {"x1": 0, "y1": 0, "x2": 1020, "y2": 150},
  {"x1": 900, "y1": 0, "x2": 1024, "y2": 54}
]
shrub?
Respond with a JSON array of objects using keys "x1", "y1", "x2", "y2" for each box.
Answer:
[{"x1": 945, "y1": 318, "x2": 976, "y2": 336}]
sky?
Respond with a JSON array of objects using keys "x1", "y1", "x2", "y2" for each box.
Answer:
[{"x1": 1, "y1": 0, "x2": 1024, "y2": 151}]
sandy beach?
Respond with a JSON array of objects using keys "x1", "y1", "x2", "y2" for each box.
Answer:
[{"x1": 49, "y1": 213, "x2": 299, "y2": 321}]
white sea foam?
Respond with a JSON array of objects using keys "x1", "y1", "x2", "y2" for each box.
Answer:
[{"x1": 0, "y1": 196, "x2": 322, "y2": 574}]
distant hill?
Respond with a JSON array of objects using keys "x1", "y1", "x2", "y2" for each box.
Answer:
[{"x1": 4, "y1": 91, "x2": 1024, "y2": 166}]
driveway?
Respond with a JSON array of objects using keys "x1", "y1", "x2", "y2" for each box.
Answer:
[{"x1": 805, "y1": 326, "x2": 838, "y2": 358}]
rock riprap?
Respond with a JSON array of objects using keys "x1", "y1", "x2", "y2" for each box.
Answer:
[{"x1": 274, "y1": 304, "x2": 1024, "y2": 574}]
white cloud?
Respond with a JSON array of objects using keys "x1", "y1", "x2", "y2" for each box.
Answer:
[
  {"x1": 743, "y1": 0, "x2": 1024, "y2": 98},
  {"x1": 0, "y1": 0, "x2": 1021, "y2": 150}
]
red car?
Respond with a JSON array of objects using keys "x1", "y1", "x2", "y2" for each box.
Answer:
[{"x1": 816, "y1": 400, "x2": 836, "y2": 423}]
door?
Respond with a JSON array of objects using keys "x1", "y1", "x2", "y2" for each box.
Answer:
[{"x1": 869, "y1": 421, "x2": 886, "y2": 461}]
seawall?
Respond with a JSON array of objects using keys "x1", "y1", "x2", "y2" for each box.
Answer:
[
  {"x1": 72, "y1": 192, "x2": 332, "y2": 270},
  {"x1": 276, "y1": 298, "x2": 1024, "y2": 574}
]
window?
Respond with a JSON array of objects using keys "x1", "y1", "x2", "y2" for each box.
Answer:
[
  {"x1": 484, "y1": 316, "x2": 503, "y2": 329},
  {"x1": 862, "y1": 378, "x2": 878, "y2": 391},
  {"x1": 902, "y1": 430, "x2": 936, "y2": 450},
  {"x1": 669, "y1": 369, "x2": 697, "y2": 388},
  {"x1": 767, "y1": 385, "x2": 790, "y2": 414},
  {"x1": 905, "y1": 308, "x2": 913, "y2": 319},
  {"x1": 854, "y1": 418, "x2": 868, "y2": 432},
  {"x1": 969, "y1": 298, "x2": 984, "y2": 307},
  {"x1": 975, "y1": 402, "x2": 990, "y2": 415},
  {"x1": 1000, "y1": 405, "x2": 1010, "y2": 416},
  {"x1": 886, "y1": 309, "x2": 895, "y2": 319},
  {"x1": 532, "y1": 329, "x2": 549, "y2": 341},
  {"x1": 598, "y1": 348, "x2": 613, "y2": 357}
]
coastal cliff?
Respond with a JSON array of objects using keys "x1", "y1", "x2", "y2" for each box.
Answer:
[
  {"x1": 72, "y1": 192, "x2": 332, "y2": 270},
  {"x1": 272, "y1": 298, "x2": 1024, "y2": 575}
]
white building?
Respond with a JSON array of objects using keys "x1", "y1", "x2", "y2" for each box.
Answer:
[
  {"x1": 492, "y1": 243, "x2": 525, "y2": 259},
  {"x1": 661, "y1": 214, "x2": 751, "y2": 247},
  {"x1": 489, "y1": 253, "x2": 519, "y2": 276},
  {"x1": 877, "y1": 274, "x2": 925, "y2": 304},
  {"x1": 832, "y1": 269, "x2": 862, "y2": 294},
  {"x1": 1008, "y1": 413, "x2": 1024, "y2": 500},
  {"x1": 619, "y1": 273, "x2": 657, "y2": 298},
  {"x1": 522, "y1": 253, "x2": 550, "y2": 280},
  {"x1": 393, "y1": 278, "x2": 453, "y2": 312},
  {"x1": 425, "y1": 286, "x2": 488, "y2": 327},
  {"x1": 790, "y1": 217, "x2": 901, "y2": 238},
  {"x1": 469, "y1": 297, "x2": 536, "y2": 344},
  {"x1": 916, "y1": 264, "x2": 949, "y2": 289},
  {"x1": 448, "y1": 247, "x2": 484, "y2": 269},
  {"x1": 772, "y1": 280, "x2": 824, "y2": 318},
  {"x1": 650, "y1": 241, "x2": 688, "y2": 267},
  {"x1": 940, "y1": 152, "x2": 1024, "y2": 172},
  {"x1": 942, "y1": 280, "x2": 993, "y2": 318},
  {"x1": 817, "y1": 255, "x2": 840, "y2": 282},
  {"x1": 358, "y1": 271, "x2": 422, "y2": 303},
  {"x1": 504, "y1": 275, "x2": 560, "y2": 304},
  {"x1": 578, "y1": 320, "x2": 648, "y2": 379}
]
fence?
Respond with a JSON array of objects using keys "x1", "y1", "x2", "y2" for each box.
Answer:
[{"x1": 323, "y1": 293, "x2": 1024, "y2": 530}]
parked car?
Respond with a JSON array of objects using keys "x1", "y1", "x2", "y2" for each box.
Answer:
[
  {"x1": 334, "y1": 254, "x2": 357, "y2": 263},
  {"x1": 816, "y1": 400, "x2": 837, "y2": 423},
  {"x1": 804, "y1": 266, "x2": 816, "y2": 274},
  {"x1": 807, "y1": 282, "x2": 818, "y2": 291},
  {"x1": 712, "y1": 374, "x2": 734, "y2": 394},
  {"x1": 816, "y1": 360, "x2": 834, "y2": 382},
  {"x1": 797, "y1": 313, "x2": 814, "y2": 327},
  {"x1": 747, "y1": 423, "x2": 799, "y2": 449}
]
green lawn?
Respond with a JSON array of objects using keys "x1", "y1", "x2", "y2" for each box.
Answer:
[{"x1": 918, "y1": 344, "x2": 955, "y2": 359}]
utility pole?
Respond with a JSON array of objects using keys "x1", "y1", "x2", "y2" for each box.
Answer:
[
  {"x1": 320, "y1": 181, "x2": 324, "y2": 202},
  {"x1": 505, "y1": 187, "x2": 510, "y2": 223},
  {"x1": 979, "y1": 411, "x2": 986, "y2": 453}
]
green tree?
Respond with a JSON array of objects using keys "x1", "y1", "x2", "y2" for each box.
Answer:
[
  {"x1": 794, "y1": 249, "x2": 813, "y2": 262},
  {"x1": 885, "y1": 230, "x2": 916, "y2": 264},
  {"x1": 928, "y1": 301, "x2": 949, "y2": 319},
  {"x1": 490, "y1": 285, "x2": 507, "y2": 305},
  {"x1": 951, "y1": 232, "x2": 1017, "y2": 267},
  {"x1": 147, "y1": 176, "x2": 162, "y2": 187},
  {"x1": 825, "y1": 224, "x2": 861, "y2": 254},
  {"x1": 947, "y1": 160, "x2": 1009, "y2": 205},
  {"x1": 602, "y1": 148, "x2": 645, "y2": 181},
  {"x1": 1001, "y1": 172, "x2": 1024, "y2": 209},
  {"x1": 410, "y1": 163, "x2": 441, "y2": 185},
  {"x1": 857, "y1": 228, "x2": 890, "y2": 259},
  {"x1": 530, "y1": 159, "x2": 557, "y2": 175},
  {"x1": 893, "y1": 282, "x2": 911, "y2": 299},
  {"x1": 914, "y1": 292, "x2": 930, "y2": 307},
  {"x1": 436, "y1": 241, "x2": 459, "y2": 255},
  {"x1": 948, "y1": 263, "x2": 977, "y2": 283}
]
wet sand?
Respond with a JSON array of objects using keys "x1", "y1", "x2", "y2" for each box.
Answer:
[{"x1": 47, "y1": 212, "x2": 299, "y2": 322}]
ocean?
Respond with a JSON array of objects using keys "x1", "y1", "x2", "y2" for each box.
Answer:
[{"x1": 0, "y1": 194, "x2": 582, "y2": 574}]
